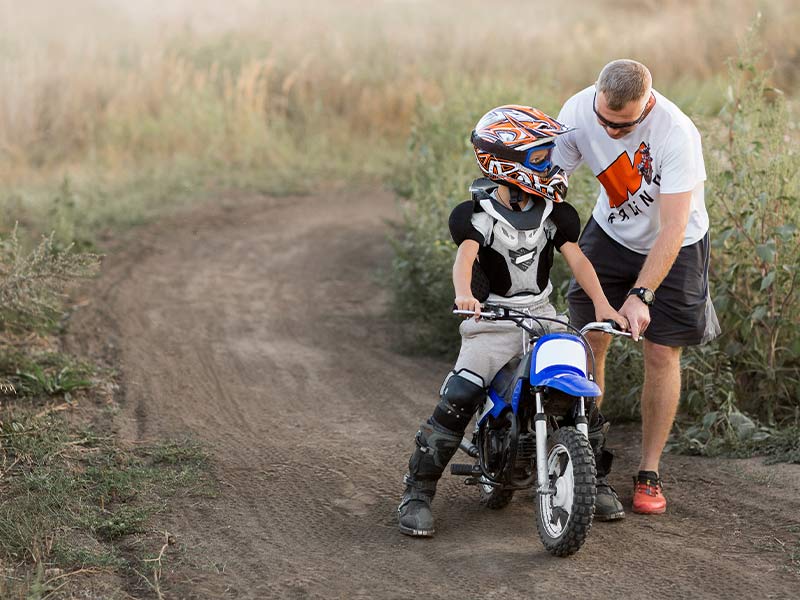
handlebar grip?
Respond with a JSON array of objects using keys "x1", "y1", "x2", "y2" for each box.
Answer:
[
  {"x1": 453, "y1": 309, "x2": 495, "y2": 319},
  {"x1": 604, "y1": 318, "x2": 624, "y2": 331}
]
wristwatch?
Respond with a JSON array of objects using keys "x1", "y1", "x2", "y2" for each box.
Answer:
[{"x1": 627, "y1": 287, "x2": 655, "y2": 306}]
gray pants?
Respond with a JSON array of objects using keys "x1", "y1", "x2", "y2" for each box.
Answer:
[{"x1": 452, "y1": 299, "x2": 559, "y2": 388}]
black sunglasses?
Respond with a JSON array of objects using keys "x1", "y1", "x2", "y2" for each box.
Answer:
[{"x1": 592, "y1": 91, "x2": 654, "y2": 130}]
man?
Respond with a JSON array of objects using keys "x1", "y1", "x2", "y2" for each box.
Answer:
[{"x1": 553, "y1": 59, "x2": 720, "y2": 518}]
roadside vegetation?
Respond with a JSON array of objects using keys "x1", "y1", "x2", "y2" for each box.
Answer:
[
  {"x1": 1, "y1": 1, "x2": 799, "y2": 595},
  {"x1": 666, "y1": 29, "x2": 800, "y2": 458},
  {"x1": 0, "y1": 227, "x2": 213, "y2": 598},
  {"x1": 0, "y1": 420, "x2": 212, "y2": 599}
]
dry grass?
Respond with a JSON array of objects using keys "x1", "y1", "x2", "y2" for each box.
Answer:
[{"x1": 0, "y1": 0, "x2": 798, "y2": 233}]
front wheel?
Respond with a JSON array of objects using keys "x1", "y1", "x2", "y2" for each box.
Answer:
[{"x1": 535, "y1": 426, "x2": 596, "y2": 557}]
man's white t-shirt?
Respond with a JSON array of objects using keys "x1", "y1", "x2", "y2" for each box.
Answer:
[{"x1": 553, "y1": 86, "x2": 708, "y2": 254}]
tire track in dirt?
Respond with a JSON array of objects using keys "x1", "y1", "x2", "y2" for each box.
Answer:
[{"x1": 68, "y1": 189, "x2": 800, "y2": 599}]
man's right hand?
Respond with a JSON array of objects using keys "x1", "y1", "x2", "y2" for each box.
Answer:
[
  {"x1": 455, "y1": 295, "x2": 482, "y2": 320},
  {"x1": 619, "y1": 295, "x2": 651, "y2": 341}
]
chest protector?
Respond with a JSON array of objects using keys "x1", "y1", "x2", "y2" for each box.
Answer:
[{"x1": 469, "y1": 178, "x2": 556, "y2": 300}]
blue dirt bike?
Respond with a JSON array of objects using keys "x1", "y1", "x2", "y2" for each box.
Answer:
[{"x1": 450, "y1": 305, "x2": 630, "y2": 556}]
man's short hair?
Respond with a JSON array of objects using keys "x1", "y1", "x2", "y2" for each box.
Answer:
[{"x1": 597, "y1": 60, "x2": 652, "y2": 111}]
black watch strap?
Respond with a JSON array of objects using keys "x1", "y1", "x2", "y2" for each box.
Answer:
[{"x1": 627, "y1": 287, "x2": 655, "y2": 306}]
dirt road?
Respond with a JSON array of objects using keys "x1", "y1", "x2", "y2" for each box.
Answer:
[{"x1": 70, "y1": 189, "x2": 800, "y2": 599}]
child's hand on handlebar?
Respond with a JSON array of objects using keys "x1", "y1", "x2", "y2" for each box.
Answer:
[{"x1": 454, "y1": 295, "x2": 482, "y2": 320}]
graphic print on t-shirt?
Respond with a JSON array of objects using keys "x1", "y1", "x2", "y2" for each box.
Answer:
[{"x1": 596, "y1": 142, "x2": 655, "y2": 208}]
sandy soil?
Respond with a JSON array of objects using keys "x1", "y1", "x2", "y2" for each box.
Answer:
[{"x1": 67, "y1": 189, "x2": 800, "y2": 599}]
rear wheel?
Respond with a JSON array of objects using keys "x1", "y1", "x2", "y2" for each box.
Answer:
[
  {"x1": 477, "y1": 416, "x2": 515, "y2": 509},
  {"x1": 535, "y1": 426, "x2": 596, "y2": 557}
]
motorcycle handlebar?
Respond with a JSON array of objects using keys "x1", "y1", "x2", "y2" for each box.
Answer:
[
  {"x1": 452, "y1": 308, "x2": 502, "y2": 319},
  {"x1": 452, "y1": 308, "x2": 633, "y2": 339}
]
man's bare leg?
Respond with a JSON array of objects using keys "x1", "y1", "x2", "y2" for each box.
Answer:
[
  {"x1": 586, "y1": 331, "x2": 612, "y2": 406},
  {"x1": 639, "y1": 340, "x2": 682, "y2": 473}
]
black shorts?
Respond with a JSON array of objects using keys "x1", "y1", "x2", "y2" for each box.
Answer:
[{"x1": 567, "y1": 217, "x2": 721, "y2": 347}]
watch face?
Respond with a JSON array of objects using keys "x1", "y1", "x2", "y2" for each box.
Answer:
[{"x1": 629, "y1": 287, "x2": 655, "y2": 305}]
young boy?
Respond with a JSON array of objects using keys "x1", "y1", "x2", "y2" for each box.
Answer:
[{"x1": 397, "y1": 105, "x2": 627, "y2": 537}]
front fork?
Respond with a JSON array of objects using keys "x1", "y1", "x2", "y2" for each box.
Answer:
[{"x1": 534, "y1": 392, "x2": 589, "y2": 494}]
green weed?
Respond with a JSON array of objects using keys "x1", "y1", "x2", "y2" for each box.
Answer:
[
  {"x1": 0, "y1": 350, "x2": 94, "y2": 402},
  {"x1": 0, "y1": 226, "x2": 100, "y2": 335},
  {"x1": 51, "y1": 544, "x2": 125, "y2": 569},
  {"x1": 600, "y1": 337, "x2": 645, "y2": 421},
  {"x1": 90, "y1": 506, "x2": 151, "y2": 541},
  {"x1": 698, "y1": 20, "x2": 800, "y2": 425},
  {"x1": 15, "y1": 364, "x2": 91, "y2": 397}
]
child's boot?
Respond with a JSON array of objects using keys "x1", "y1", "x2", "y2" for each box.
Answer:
[{"x1": 397, "y1": 420, "x2": 461, "y2": 537}]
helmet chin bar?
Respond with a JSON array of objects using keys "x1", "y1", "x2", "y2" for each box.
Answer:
[
  {"x1": 493, "y1": 164, "x2": 569, "y2": 204},
  {"x1": 474, "y1": 148, "x2": 569, "y2": 204}
]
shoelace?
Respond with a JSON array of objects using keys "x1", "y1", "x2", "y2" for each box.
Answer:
[{"x1": 634, "y1": 479, "x2": 663, "y2": 497}]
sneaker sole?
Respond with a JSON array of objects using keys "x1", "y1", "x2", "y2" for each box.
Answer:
[{"x1": 632, "y1": 506, "x2": 667, "y2": 515}]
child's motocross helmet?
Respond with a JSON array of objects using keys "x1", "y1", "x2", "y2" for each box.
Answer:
[{"x1": 471, "y1": 105, "x2": 572, "y2": 204}]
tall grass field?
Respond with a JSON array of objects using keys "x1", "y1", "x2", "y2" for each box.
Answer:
[{"x1": 1, "y1": 0, "x2": 798, "y2": 236}]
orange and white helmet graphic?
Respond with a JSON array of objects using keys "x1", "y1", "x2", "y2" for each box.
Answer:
[{"x1": 471, "y1": 105, "x2": 573, "y2": 202}]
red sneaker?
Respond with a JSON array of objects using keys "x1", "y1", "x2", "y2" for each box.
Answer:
[{"x1": 632, "y1": 471, "x2": 666, "y2": 514}]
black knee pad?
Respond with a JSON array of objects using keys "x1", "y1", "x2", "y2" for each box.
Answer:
[{"x1": 432, "y1": 369, "x2": 486, "y2": 433}]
